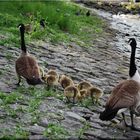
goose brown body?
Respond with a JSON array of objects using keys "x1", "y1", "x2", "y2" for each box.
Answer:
[
  {"x1": 16, "y1": 54, "x2": 41, "y2": 81},
  {"x1": 100, "y1": 80, "x2": 140, "y2": 123},
  {"x1": 15, "y1": 24, "x2": 42, "y2": 85}
]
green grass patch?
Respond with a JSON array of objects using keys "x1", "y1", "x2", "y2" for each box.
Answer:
[
  {"x1": 0, "y1": 125, "x2": 29, "y2": 139},
  {"x1": 0, "y1": 1, "x2": 105, "y2": 48},
  {"x1": 44, "y1": 123, "x2": 69, "y2": 139},
  {"x1": 76, "y1": 121, "x2": 90, "y2": 138},
  {"x1": 0, "y1": 91, "x2": 24, "y2": 104}
]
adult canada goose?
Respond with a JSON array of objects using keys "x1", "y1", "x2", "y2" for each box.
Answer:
[
  {"x1": 99, "y1": 79, "x2": 140, "y2": 131},
  {"x1": 40, "y1": 19, "x2": 45, "y2": 28},
  {"x1": 64, "y1": 85, "x2": 81, "y2": 104},
  {"x1": 15, "y1": 23, "x2": 43, "y2": 85},
  {"x1": 128, "y1": 38, "x2": 140, "y2": 83},
  {"x1": 59, "y1": 74, "x2": 74, "y2": 89}
]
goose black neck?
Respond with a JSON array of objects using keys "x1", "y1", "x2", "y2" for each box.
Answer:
[
  {"x1": 129, "y1": 46, "x2": 137, "y2": 77},
  {"x1": 20, "y1": 28, "x2": 26, "y2": 53}
]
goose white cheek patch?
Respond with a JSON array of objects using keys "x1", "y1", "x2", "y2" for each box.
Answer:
[{"x1": 130, "y1": 70, "x2": 140, "y2": 83}]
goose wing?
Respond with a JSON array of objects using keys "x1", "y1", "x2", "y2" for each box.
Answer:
[
  {"x1": 106, "y1": 80, "x2": 139, "y2": 110},
  {"x1": 16, "y1": 55, "x2": 40, "y2": 79}
]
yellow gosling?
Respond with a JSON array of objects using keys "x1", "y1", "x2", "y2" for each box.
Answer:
[
  {"x1": 59, "y1": 74, "x2": 74, "y2": 89},
  {"x1": 77, "y1": 81, "x2": 92, "y2": 90},
  {"x1": 64, "y1": 85, "x2": 81, "y2": 104},
  {"x1": 87, "y1": 86, "x2": 103, "y2": 104}
]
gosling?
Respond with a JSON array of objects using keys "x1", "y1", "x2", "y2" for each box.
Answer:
[
  {"x1": 77, "y1": 81, "x2": 92, "y2": 90},
  {"x1": 59, "y1": 74, "x2": 74, "y2": 89},
  {"x1": 87, "y1": 86, "x2": 103, "y2": 104},
  {"x1": 64, "y1": 85, "x2": 81, "y2": 104},
  {"x1": 42, "y1": 69, "x2": 59, "y2": 88}
]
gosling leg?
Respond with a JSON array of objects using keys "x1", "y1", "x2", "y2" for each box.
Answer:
[{"x1": 73, "y1": 92, "x2": 77, "y2": 104}]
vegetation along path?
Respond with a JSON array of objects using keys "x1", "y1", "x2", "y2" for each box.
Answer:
[{"x1": 0, "y1": 1, "x2": 140, "y2": 139}]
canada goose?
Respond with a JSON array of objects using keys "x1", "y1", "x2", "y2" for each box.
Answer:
[
  {"x1": 99, "y1": 79, "x2": 140, "y2": 131},
  {"x1": 64, "y1": 85, "x2": 81, "y2": 104},
  {"x1": 40, "y1": 19, "x2": 45, "y2": 28},
  {"x1": 59, "y1": 74, "x2": 74, "y2": 89},
  {"x1": 77, "y1": 81, "x2": 92, "y2": 91},
  {"x1": 86, "y1": 10, "x2": 90, "y2": 16},
  {"x1": 128, "y1": 38, "x2": 140, "y2": 83},
  {"x1": 87, "y1": 86, "x2": 103, "y2": 104},
  {"x1": 15, "y1": 23, "x2": 43, "y2": 85}
]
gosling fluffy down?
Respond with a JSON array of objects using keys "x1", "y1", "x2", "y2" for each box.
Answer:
[
  {"x1": 59, "y1": 74, "x2": 74, "y2": 89},
  {"x1": 87, "y1": 86, "x2": 103, "y2": 103},
  {"x1": 42, "y1": 69, "x2": 59, "y2": 86},
  {"x1": 64, "y1": 85, "x2": 81, "y2": 103},
  {"x1": 77, "y1": 81, "x2": 92, "y2": 90},
  {"x1": 79, "y1": 89, "x2": 88, "y2": 101},
  {"x1": 46, "y1": 69, "x2": 59, "y2": 77}
]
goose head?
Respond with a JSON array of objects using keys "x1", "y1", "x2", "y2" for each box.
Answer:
[
  {"x1": 128, "y1": 38, "x2": 137, "y2": 48},
  {"x1": 18, "y1": 23, "x2": 25, "y2": 32}
]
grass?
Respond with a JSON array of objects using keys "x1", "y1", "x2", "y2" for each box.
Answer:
[
  {"x1": 0, "y1": 1, "x2": 105, "y2": 138},
  {"x1": 0, "y1": 86, "x2": 64, "y2": 138},
  {"x1": 0, "y1": 125, "x2": 29, "y2": 139},
  {"x1": 0, "y1": 1, "x2": 105, "y2": 48},
  {"x1": 76, "y1": 121, "x2": 90, "y2": 138},
  {"x1": 43, "y1": 123, "x2": 70, "y2": 139},
  {"x1": 0, "y1": 85, "x2": 94, "y2": 138}
]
